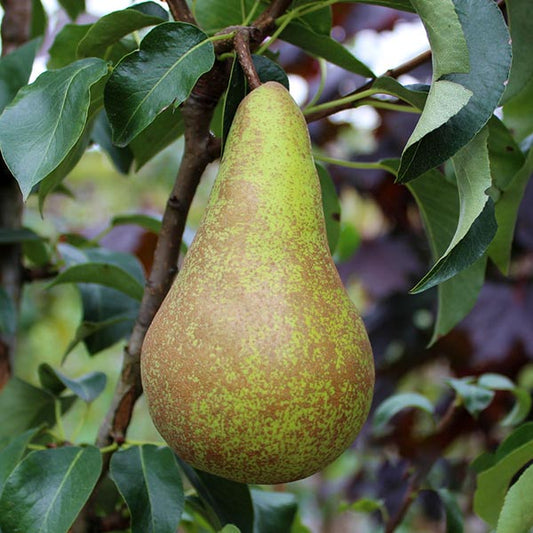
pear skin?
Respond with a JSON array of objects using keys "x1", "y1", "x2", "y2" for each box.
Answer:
[{"x1": 141, "y1": 81, "x2": 374, "y2": 484}]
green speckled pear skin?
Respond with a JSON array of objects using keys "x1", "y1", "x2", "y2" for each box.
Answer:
[{"x1": 141, "y1": 81, "x2": 374, "y2": 484}]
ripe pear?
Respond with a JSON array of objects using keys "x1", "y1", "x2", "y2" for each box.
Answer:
[{"x1": 141, "y1": 81, "x2": 374, "y2": 484}]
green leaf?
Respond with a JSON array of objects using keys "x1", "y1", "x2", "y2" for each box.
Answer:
[
  {"x1": 478, "y1": 373, "x2": 515, "y2": 391},
  {"x1": 251, "y1": 489, "x2": 298, "y2": 533},
  {"x1": 47, "y1": 23, "x2": 93, "y2": 70},
  {"x1": 0, "y1": 378, "x2": 76, "y2": 439},
  {"x1": 489, "y1": 148, "x2": 533, "y2": 274},
  {"x1": 496, "y1": 463, "x2": 533, "y2": 533},
  {"x1": 447, "y1": 378, "x2": 494, "y2": 417},
  {"x1": 280, "y1": 22, "x2": 374, "y2": 78},
  {"x1": 0, "y1": 428, "x2": 41, "y2": 493},
  {"x1": 0, "y1": 446, "x2": 101, "y2": 533},
  {"x1": 0, "y1": 288, "x2": 16, "y2": 335},
  {"x1": 30, "y1": 0, "x2": 47, "y2": 38},
  {"x1": 316, "y1": 163, "x2": 340, "y2": 255},
  {"x1": 373, "y1": 392, "x2": 434, "y2": 432},
  {"x1": 62, "y1": 314, "x2": 137, "y2": 361},
  {"x1": 333, "y1": 221, "x2": 360, "y2": 263},
  {"x1": 105, "y1": 22, "x2": 215, "y2": 146},
  {"x1": 438, "y1": 489, "x2": 463, "y2": 533},
  {"x1": 58, "y1": 245, "x2": 143, "y2": 355},
  {"x1": 111, "y1": 213, "x2": 162, "y2": 234},
  {"x1": 500, "y1": 388, "x2": 532, "y2": 427},
  {"x1": 92, "y1": 110, "x2": 134, "y2": 174},
  {"x1": 409, "y1": 0, "x2": 469, "y2": 79},
  {"x1": 408, "y1": 168, "x2": 486, "y2": 341},
  {"x1": 221, "y1": 526, "x2": 241, "y2": 533},
  {"x1": 49, "y1": 262, "x2": 144, "y2": 301},
  {"x1": 129, "y1": 105, "x2": 185, "y2": 169},
  {"x1": 0, "y1": 58, "x2": 109, "y2": 199},
  {"x1": 372, "y1": 77, "x2": 428, "y2": 110},
  {"x1": 177, "y1": 458, "x2": 254, "y2": 533},
  {"x1": 110, "y1": 445, "x2": 184, "y2": 533},
  {"x1": 77, "y1": 2, "x2": 168, "y2": 58},
  {"x1": 38, "y1": 364, "x2": 107, "y2": 403},
  {"x1": 344, "y1": 0, "x2": 414, "y2": 12},
  {"x1": 398, "y1": 0, "x2": 512, "y2": 181},
  {"x1": 59, "y1": 0, "x2": 85, "y2": 20},
  {"x1": 410, "y1": 127, "x2": 496, "y2": 293},
  {"x1": 474, "y1": 438, "x2": 533, "y2": 527},
  {"x1": 503, "y1": 76, "x2": 533, "y2": 142},
  {"x1": 38, "y1": 363, "x2": 67, "y2": 396},
  {"x1": 0, "y1": 39, "x2": 39, "y2": 114},
  {"x1": 502, "y1": 0, "x2": 533, "y2": 104}
]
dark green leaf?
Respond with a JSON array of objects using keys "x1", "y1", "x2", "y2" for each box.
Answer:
[
  {"x1": 447, "y1": 378, "x2": 494, "y2": 417},
  {"x1": 92, "y1": 110, "x2": 134, "y2": 174},
  {"x1": 105, "y1": 22, "x2": 215, "y2": 146},
  {"x1": 398, "y1": 0, "x2": 512, "y2": 181},
  {"x1": 49, "y1": 262, "x2": 144, "y2": 300},
  {"x1": 411, "y1": 127, "x2": 496, "y2": 293},
  {"x1": 0, "y1": 446, "x2": 101, "y2": 533},
  {"x1": 0, "y1": 39, "x2": 39, "y2": 114},
  {"x1": 58, "y1": 245, "x2": 143, "y2": 355},
  {"x1": 409, "y1": 0, "x2": 469, "y2": 79},
  {"x1": 39, "y1": 364, "x2": 107, "y2": 403},
  {"x1": 502, "y1": 0, "x2": 533, "y2": 104},
  {"x1": 372, "y1": 77, "x2": 428, "y2": 110},
  {"x1": 38, "y1": 363, "x2": 67, "y2": 396},
  {"x1": 30, "y1": 0, "x2": 47, "y2": 38},
  {"x1": 58, "y1": 0, "x2": 85, "y2": 20},
  {"x1": 0, "y1": 58, "x2": 109, "y2": 199},
  {"x1": 0, "y1": 228, "x2": 43, "y2": 244},
  {"x1": 111, "y1": 214, "x2": 162, "y2": 234},
  {"x1": 0, "y1": 378, "x2": 76, "y2": 439},
  {"x1": 438, "y1": 489, "x2": 464, "y2": 533},
  {"x1": 0, "y1": 288, "x2": 16, "y2": 335},
  {"x1": 407, "y1": 169, "x2": 486, "y2": 341},
  {"x1": 333, "y1": 221, "x2": 360, "y2": 263},
  {"x1": 503, "y1": 76, "x2": 533, "y2": 142},
  {"x1": 373, "y1": 393, "x2": 434, "y2": 432},
  {"x1": 0, "y1": 428, "x2": 41, "y2": 493},
  {"x1": 62, "y1": 314, "x2": 137, "y2": 361},
  {"x1": 77, "y1": 3, "x2": 168, "y2": 59},
  {"x1": 187, "y1": 0, "x2": 261, "y2": 32},
  {"x1": 110, "y1": 445, "x2": 184, "y2": 533},
  {"x1": 129, "y1": 105, "x2": 184, "y2": 169},
  {"x1": 251, "y1": 489, "x2": 297, "y2": 533},
  {"x1": 293, "y1": 0, "x2": 332, "y2": 36},
  {"x1": 496, "y1": 463, "x2": 533, "y2": 533},
  {"x1": 316, "y1": 163, "x2": 340, "y2": 254},
  {"x1": 177, "y1": 458, "x2": 254, "y2": 533},
  {"x1": 47, "y1": 23, "x2": 93, "y2": 70},
  {"x1": 489, "y1": 148, "x2": 533, "y2": 274},
  {"x1": 280, "y1": 22, "x2": 374, "y2": 78},
  {"x1": 474, "y1": 438, "x2": 533, "y2": 527},
  {"x1": 344, "y1": 0, "x2": 414, "y2": 11}
]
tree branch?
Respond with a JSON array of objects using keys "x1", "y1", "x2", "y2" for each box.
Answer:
[
  {"x1": 235, "y1": 30, "x2": 261, "y2": 89},
  {"x1": 305, "y1": 49, "x2": 432, "y2": 124},
  {"x1": 165, "y1": 0, "x2": 197, "y2": 25},
  {"x1": 0, "y1": 0, "x2": 32, "y2": 389}
]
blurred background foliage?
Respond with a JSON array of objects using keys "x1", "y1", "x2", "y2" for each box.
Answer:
[{"x1": 4, "y1": 1, "x2": 533, "y2": 531}]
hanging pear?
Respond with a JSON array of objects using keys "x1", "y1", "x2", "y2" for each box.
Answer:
[{"x1": 141, "y1": 81, "x2": 374, "y2": 484}]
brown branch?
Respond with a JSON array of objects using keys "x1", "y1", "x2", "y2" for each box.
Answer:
[
  {"x1": 0, "y1": 0, "x2": 32, "y2": 390},
  {"x1": 305, "y1": 49, "x2": 432, "y2": 124},
  {"x1": 235, "y1": 30, "x2": 261, "y2": 89},
  {"x1": 165, "y1": 0, "x2": 197, "y2": 25},
  {"x1": 253, "y1": 0, "x2": 293, "y2": 35}
]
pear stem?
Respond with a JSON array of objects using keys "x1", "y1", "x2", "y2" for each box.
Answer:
[{"x1": 235, "y1": 29, "x2": 261, "y2": 90}]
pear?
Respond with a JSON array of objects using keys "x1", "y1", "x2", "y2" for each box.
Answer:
[{"x1": 141, "y1": 81, "x2": 374, "y2": 484}]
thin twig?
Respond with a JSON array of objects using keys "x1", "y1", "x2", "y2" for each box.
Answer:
[
  {"x1": 305, "y1": 49, "x2": 432, "y2": 123},
  {"x1": 235, "y1": 30, "x2": 261, "y2": 89},
  {"x1": 166, "y1": 0, "x2": 197, "y2": 25}
]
